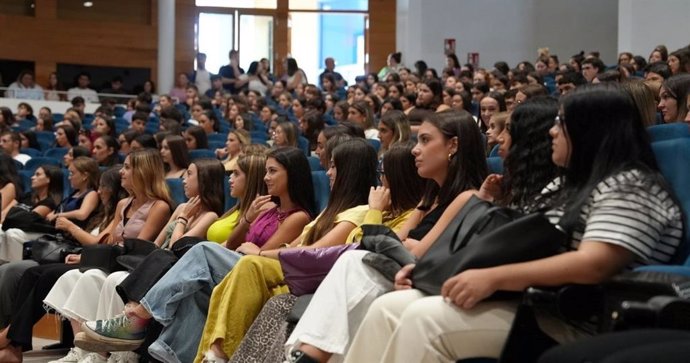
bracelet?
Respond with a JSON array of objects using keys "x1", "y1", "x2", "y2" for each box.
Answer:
[
  {"x1": 243, "y1": 214, "x2": 253, "y2": 225},
  {"x1": 258, "y1": 250, "x2": 263, "y2": 257},
  {"x1": 177, "y1": 216, "x2": 188, "y2": 223},
  {"x1": 177, "y1": 217, "x2": 188, "y2": 226}
]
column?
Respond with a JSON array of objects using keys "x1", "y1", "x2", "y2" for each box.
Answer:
[{"x1": 158, "y1": 0, "x2": 176, "y2": 95}]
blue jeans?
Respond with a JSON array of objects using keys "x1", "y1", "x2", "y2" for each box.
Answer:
[{"x1": 140, "y1": 242, "x2": 242, "y2": 363}]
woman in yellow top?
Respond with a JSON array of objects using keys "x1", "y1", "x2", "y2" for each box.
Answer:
[{"x1": 206, "y1": 148, "x2": 269, "y2": 244}]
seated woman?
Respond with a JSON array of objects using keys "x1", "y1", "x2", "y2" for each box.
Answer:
[
  {"x1": 63, "y1": 146, "x2": 91, "y2": 169},
  {"x1": 348, "y1": 101, "x2": 379, "y2": 140},
  {"x1": 341, "y1": 84, "x2": 683, "y2": 362},
  {"x1": 160, "y1": 135, "x2": 190, "y2": 180},
  {"x1": 377, "y1": 110, "x2": 411, "y2": 158},
  {"x1": 92, "y1": 135, "x2": 120, "y2": 167},
  {"x1": 216, "y1": 129, "x2": 250, "y2": 172},
  {"x1": 273, "y1": 121, "x2": 298, "y2": 148},
  {"x1": 0, "y1": 165, "x2": 63, "y2": 261},
  {"x1": 77, "y1": 146, "x2": 320, "y2": 363},
  {"x1": 45, "y1": 158, "x2": 224, "y2": 363},
  {"x1": 184, "y1": 126, "x2": 209, "y2": 151},
  {"x1": 0, "y1": 162, "x2": 113, "y2": 362}
]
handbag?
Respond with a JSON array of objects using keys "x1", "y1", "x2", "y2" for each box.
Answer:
[
  {"x1": 2, "y1": 205, "x2": 57, "y2": 234},
  {"x1": 115, "y1": 238, "x2": 158, "y2": 272},
  {"x1": 411, "y1": 195, "x2": 567, "y2": 296},
  {"x1": 279, "y1": 243, "x2": 359, "y2": 296},
  {"x1": 28, "y1": 234, "x2": 81, "y2": 264}
]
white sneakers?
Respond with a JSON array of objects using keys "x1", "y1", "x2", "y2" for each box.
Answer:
[{"x1": 46, "y1": 347, "x2": 138, "y2": 363}]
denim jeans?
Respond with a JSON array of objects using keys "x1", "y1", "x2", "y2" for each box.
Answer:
[{"x1": 140, "y1": 242, "x2": 242, "y2": 363}]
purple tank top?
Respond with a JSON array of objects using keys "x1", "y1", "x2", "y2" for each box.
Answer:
[{"x1": 245, "y1": 206, "x2": 305, "y2": 247}]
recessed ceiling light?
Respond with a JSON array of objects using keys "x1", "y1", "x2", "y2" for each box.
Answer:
[{"x1": 83, "y1": 1, "x2": 93, "y2": 7}]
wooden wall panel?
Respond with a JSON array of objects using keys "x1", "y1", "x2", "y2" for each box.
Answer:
[
  {"x1": 175, "y1": 0, "x2": 197, "y2": 79},
  {"x1": 367, "y1": 0, "x2": 396, "y2": 74},
  {"x1": 0, "y1": 0, "x2": 395, "y2": 89}
]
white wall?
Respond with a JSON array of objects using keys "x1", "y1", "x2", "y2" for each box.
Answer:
[
  {"x1": 618, "y1": 0, "x2": 690, "y2": 57},
  {"x1": 396, "y1": 0, "x2": 620, "y2": 70}
]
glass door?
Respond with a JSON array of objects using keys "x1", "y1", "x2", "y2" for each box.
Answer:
[
  {"x1": 238, "y1": 14, "x2": 274, "y2": 74},
  {"x1": 197, "y1": 10, "x2": 274, "y2": 75},
  {"x1": 197, "y1": 12, "x2": 235, "y2": 74}
]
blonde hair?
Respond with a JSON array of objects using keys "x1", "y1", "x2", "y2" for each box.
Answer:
[
  {"x1": 128, "y1": 149, "x2": 172, "y2": 206},
  {"x1": 491, "y1": 111, "x2": 510, "y2": 131}
]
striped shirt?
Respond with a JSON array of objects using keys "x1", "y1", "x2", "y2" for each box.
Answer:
[{"x1": 543, "y1": 169, "x2": 683, "y2": 268}]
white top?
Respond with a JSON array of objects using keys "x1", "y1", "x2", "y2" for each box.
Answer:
[
  {"x1": 195, "y1": 69, "x2": 212, "y2": 95},
  {"x1": 14, "y1": 154, "x2": 31, "y2": 165},
  {"x1": 67, "y1": 87, "x2": 99, "y2": 103},
  {"x1": 248, "y1": 78, "x2": 269, "y2": 96},
  {"x1": 364, "y1": 128, "x2": 380, "y2": 141},
  {"x1": 7, "y1": 82, "x2": 44, "y2": 100}
]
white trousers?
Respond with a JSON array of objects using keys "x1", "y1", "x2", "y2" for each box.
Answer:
[
  {"x1": 343, "y1": 289, "x2": 519, "y2": 363},
  {"x1": 285, "y1": 250, "x2": 393, "y2": 361},
  {"x1": 44, "y1": 269, "x2": 126, "y2": 321}
]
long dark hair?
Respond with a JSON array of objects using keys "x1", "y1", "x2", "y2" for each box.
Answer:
[
  {"x1": 192, "y1": 159, "x2": 225, "y2": 216},
  {"x1": 268, "y1": 147, "x2": 317, "y2": 218},
  {"x1": 502, "y1": 96, "x2": 558, "y2": 211},
  {"x1": 97, "y1": 135, "x2": 120, "y2": 167},
  {"x1": 0, "y1": 152, "x2": 22, "y2": 195},
  {"x1": 164, "y1": 135, "x2": 190, "y2": 171},
  {"x1": 185, "y1": 126, "x2": 208, "y2": 150},
  {"x1": 88, "y1": 166, "x2": 126, "y2": 232},
  {"x1": 287, "y1": 58, "x2": 299, "y2": 76},
  {"x1": 557, "y1": 84, "x2": 660, "y2": 232},
  {"x1": 419, "y1": 111, "x2": 487, "y2": 210},
  {"x1": 303, "y1": 138, "x2": 377, "y2": 245},
  {"x1": 383, "y1": 142, "x2": 426, "y2": 215},
  {"x1": 36, "y1": 165, "x2": 64, "y2": 207}
]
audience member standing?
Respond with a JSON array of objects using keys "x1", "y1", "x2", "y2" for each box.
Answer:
[
  {"x1": 192, "y1": 53, "x2": 213, "y2": 96},
  {"x1": 219, "y1": 50, "x2": 246, "y2": 94}
]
